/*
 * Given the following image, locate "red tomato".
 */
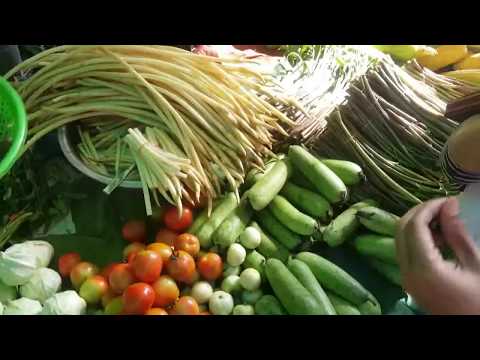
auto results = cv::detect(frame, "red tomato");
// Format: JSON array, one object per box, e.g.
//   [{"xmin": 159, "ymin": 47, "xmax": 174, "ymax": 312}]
[
  {"xmin": 109, "ymin": 264, "xmax": 136, "ymax": 295},
  {"xmin": 58, "ymin": 252, "xmax": 81, "ymax": 278},
  {"xmin": 145, "ymin": 308, "xmax": 168, "ymax": 315},
  {"xmin": 132, "ymin": 250, "xmax": 163, "ymax": 283},
  {"xmin": 166, "ymin": 250, "xmax": 196, "ymax": 283},
  {"xmin": 155, "ymin": 228, "xmax": 178, "ymax": 246},
  {"xmin": 172, "ymin": 296, "xmax": 200, "ymax": 315},
  {"xmin": 174, "ymin": 233, "xmax": 200, "ymax": 258},
  {"xmin": 122, "ymin": 283, "xmax": 155, "ymax": 315},
  {"xmin": 122, "ymin": 220, "xmax": 147, "ymax": 243},
  {"xmin": 70, "ymin": 262, "xmax": 99, "ymax": 289},
  {"xmin": 147, "ymin": 243, "xmax": 173, "ymax": 265},
  {"xmin": 197, "ymin": 253, "xmax": 223, "ymax": 281},
  {"xmin": 122, "ymin": 242, "xmax": 146, "ymax": 261},
  {"xmin": 163, "ymin": 207, "xmax": 193, "ymax": 232},
  {"xmin": 152, "ymin": 275, "xmax": 180, "ymax": 308},
  {"xmin": 101, "ymin": 262, "xmax": 121, "ymax": 280}
]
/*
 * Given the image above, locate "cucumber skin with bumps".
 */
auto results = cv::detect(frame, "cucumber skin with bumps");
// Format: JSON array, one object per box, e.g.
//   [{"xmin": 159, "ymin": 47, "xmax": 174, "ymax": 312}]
[
  {"xmin": 268, "ymin": 195, "xmax": 317, "ymax": 236},
  {"xmin": 295, "ymin": 252, "xmax": 371, "ymax": 306},
  {"xmin": 265, "ymin": 258, "xmax": 325, "ymax": 315},
  {"xmin": 288, "ymin": 259, "xmax": 336, "ymax": 315},
  {"xmin": 323, "ymin": 200, "xmax": 378, "ymax": 247}
]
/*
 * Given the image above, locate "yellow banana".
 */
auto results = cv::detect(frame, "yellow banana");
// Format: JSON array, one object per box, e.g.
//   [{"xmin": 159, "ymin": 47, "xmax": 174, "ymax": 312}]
[
  {"xmin": 454, "ymin": 53, "xmax": 480, "ymax": 70},
  {"xmin": 417, "ymin": 45, "xmax": 468, "ymax": 71}
]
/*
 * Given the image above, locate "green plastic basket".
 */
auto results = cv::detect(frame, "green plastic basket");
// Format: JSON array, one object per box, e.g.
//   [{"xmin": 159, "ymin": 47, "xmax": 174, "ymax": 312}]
[{"xmin": 0, "ymin": 76, "xmax": 27, "ymax": 180}]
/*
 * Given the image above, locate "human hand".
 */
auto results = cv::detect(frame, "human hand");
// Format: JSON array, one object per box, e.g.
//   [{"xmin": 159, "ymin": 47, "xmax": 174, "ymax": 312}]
[{"xmin": 396, "ymin": 197, "xmax": 480, "ymax": 314}]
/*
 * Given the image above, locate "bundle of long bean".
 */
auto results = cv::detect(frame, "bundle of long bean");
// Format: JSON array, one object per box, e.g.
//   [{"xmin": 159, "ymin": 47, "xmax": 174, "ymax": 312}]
[
  {"xmin": 6, "ymin": 45, "xmax": 296, "ymax": 215},
  {"xmin": 272, "ymin": 45, "xmax": 383, "ymax": 147},
  {"xmin": 313, "ymin": 59, "xmax": 479, "ymax": 214}
]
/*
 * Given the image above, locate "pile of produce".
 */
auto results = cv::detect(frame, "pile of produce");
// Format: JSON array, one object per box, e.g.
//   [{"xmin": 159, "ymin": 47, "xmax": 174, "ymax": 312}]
[
  {"xmin": 0, "ymin": 240, "xmax": 86, "ymax": 315},
  {"xmin": 375, "ymin": 45, "xmax": 480, "ymax": 85},
  {"xmin": 9, "ymin": 44, "xmax": 479, "ymax": 315},
  {"xmin": 0, "ymin": 144, "xmax": 403, "ymax": 315},
  {"xmin": 5, "ymin": 45, "xmax": 297, "ymax": 216},
  {"xmin": 311, "ymin": 58, "xmax": 480, "ymax": 214}
]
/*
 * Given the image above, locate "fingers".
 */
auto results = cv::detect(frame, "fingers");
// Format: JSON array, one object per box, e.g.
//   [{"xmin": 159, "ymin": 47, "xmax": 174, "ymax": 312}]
[
  {"xmin": 398, "ymin": 198, "xmax": 449, "ymax": 273},
  {"xmin": 439, "ymin": 197, "xmax": 480, "ymax": 270},
  {"xmin": 396, "ymin": 203, "xmax": 422, "ymax": 270}
]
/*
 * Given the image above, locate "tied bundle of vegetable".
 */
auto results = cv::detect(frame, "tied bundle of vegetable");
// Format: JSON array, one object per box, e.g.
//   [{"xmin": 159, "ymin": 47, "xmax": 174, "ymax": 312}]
[
  {"xmin": 6, "ymin": 45, "xmax": 296, "ymax": 216},
  {"xmin": 271, "ymin": 45, "xmax": 383, "ymax": 147},
  {"xmin": 312, "ymin": 58, "xmax": 479, "ymax": 214}
]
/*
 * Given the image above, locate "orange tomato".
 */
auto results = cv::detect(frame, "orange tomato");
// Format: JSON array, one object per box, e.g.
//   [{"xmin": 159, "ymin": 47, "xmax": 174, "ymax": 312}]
[
  {"xmin": 109, "ymin": 264, "xmax": 136, "ymax": 295},
  {"xmin": 184, "ymin": 269, "xmax": 200, "ymax": 285},
  {"xmin": 166, "ymin": 250, "xmax": 196, "ymax": 283},
  {"xmin": 174, "ymin": 233, "xmax": 200, "ymax": 258},
  {"xmin": 172, "ymin": 296, "xmax": 200, "ymax": 315},
  {"xmin": 197, "ymin": 253, "xmax": 223, "ymax": 281},
  {"xmin": 145, "ymin": 308, "xmax": 168, "ymax": 315},
  {"xmin": 147, "ymin": 243, "xmax": 173, "ymax": 265},
  {"xmin": 152, "ymin": 275, "xmax": 180, "ymax": 308}
]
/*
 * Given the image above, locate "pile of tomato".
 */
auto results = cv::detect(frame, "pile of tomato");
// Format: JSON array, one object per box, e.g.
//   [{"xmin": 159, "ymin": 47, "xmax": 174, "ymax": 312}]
[{"xmin": 58, "ymin": 206, "xmax": 224, "ymax": 315}]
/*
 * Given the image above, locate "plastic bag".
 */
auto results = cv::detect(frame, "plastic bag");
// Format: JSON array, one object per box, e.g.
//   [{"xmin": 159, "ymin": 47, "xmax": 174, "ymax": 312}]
[
  {"xmin": 41, "ymin": 291, "xmax": 87, "ymax": 315},
  {"xmin": 0, "ymin": 279, "xmax": 17, "ymax": 303},
  {"xmin": 20, "ymin": 268, "xmax": 61, "ymax": 303},
  {"xmin": 0, "ymin": 241, "xmax": 54, "ymax": 286},
  {"xmin": 3, "ymin": 297, "xmax": 43, "ymax": 315}
]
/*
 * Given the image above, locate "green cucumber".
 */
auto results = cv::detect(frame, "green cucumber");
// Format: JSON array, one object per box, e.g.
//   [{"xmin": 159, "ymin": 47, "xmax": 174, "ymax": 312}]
[
  {"xmin": 356, "ymin": 206, "xmax": 400, "ymax": 237},
  {"xmin": 269, "ymin": 195, "xmax": 317, "ymax": 236},
  {"xmin": 326, "ymin": 291, "xmax": 361, "ymax": 315},
  {"xmin": 265, "ymin": 258, "xmax": 325, "ymax": 315},
  {"xmin": 243, "ymin": 250, "xmax": 266, "ymax": 280},
  {"xmin": 288, "ymin": 145, "xmax": 348, "ymax": 204},
  {"xmin": 354, "ymin": 234, "xmax": 397, "ymax": 264},
  {"xmin": 213, "ymin": 199, "xmax": 253, "ymax": 249},
  {"xmin": 248, "ymin": 159, "xmax": 292, "ymax": 211},
  {"xmin": 250, "ymin": 222, "xmax": 290, "ymax": 263},
  {"xmin": 321, "ymin": 159, "xmax": 366, "ymax": 186},
  {"xmin": 295, "ymin": 252, "xmax": 371, "ymax": 306},
  {"xmin": 255, "ymin": 295, "xmax": 286, "ymax": 315},
  {"xmin": 281, "ymin": 182, "xmax": 333, "ymax": 222},
  {"xmin": 257, "ymin": 208, "xmax": 302, "ymax": 250},
  {"xmin": 368, "ymin": 258, "xmax": 402, "ymax": 287},
  {"xmin": 323, "ymin": 200, "xmax": 377, "ymax": 247},
  {"xmin": 196, "ymin": 193, "xmax": 238, "ymax": 248},
  {"xmin": 358, "ymin": 295, "xmax": 382, "ymax": 315},
  {"xmin": 188, "ymin": 199, "xmax": 220, "ymax": 234},
  {"xmin": 291, "ymin": 172, "xmax": 318, "ymax": 193},
  {"xmin": 244, "ymin": 155, "xmax": 285, "ymax": 189},
  {"xmin": 287, "ymin": 258, "xmax": 336, "ymax": 315}
]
